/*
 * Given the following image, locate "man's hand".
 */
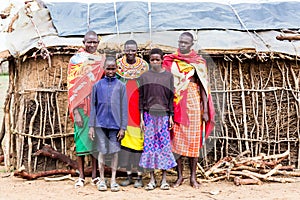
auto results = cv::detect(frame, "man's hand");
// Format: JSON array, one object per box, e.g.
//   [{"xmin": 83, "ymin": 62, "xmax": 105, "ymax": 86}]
[
  {"xmin": 117, "ymin": 129, "xmax": 125, "ymax": 141},
  {"xmin": 89, "ymin": 127, "xmax": 95, "ymax": 141},
  {"xmin": 202, "ymin": 112, "xmax": 209, "ymax": 122},
  {"xmin": 74, "ymin": 109, "xmax": 83, "ymax": 127}
]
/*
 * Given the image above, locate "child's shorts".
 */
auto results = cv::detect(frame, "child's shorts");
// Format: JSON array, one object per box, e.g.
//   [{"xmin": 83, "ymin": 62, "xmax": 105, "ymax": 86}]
[{"xmin": 93, "ymin": 127, "xmax": 121, "ymax": 155}]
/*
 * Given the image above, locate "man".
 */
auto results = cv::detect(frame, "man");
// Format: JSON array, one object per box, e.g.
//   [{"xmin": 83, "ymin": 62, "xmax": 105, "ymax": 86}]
[
  {"xmin": 67, "ymin": 30, "xmax": 105, "ymax": 188},
  {"xmin": 163, "ymin": 32, "xmax": 215, "ymax": 189},
  {"xmin": 116, "ymin": 40, "xmax": 149, "ymax": 188}
]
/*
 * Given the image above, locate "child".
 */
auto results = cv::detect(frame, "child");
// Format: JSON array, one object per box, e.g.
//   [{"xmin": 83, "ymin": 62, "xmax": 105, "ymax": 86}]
[
  {"xmin": 89, "ymin": 57, "xmax": 128, "ymax": 192},
  {"xmin": 138, "ymin": 48, "xmax": 177, "ymax": 190}
]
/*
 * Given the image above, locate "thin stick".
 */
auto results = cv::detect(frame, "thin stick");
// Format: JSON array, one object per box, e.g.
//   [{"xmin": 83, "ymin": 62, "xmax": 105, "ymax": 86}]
[
  {"xmin": 28, "ymin": 92, "xmax": 39, "ymax": 173},
  {"xmin": 238, "ymin": 62, "xmax": 249, "ymax": 151}
]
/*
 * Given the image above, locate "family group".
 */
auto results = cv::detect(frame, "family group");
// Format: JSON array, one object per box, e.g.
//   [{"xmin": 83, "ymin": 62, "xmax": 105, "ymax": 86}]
[{"xmin": 67, "ymin": 31, "xmax": 214, "ymax": 192}]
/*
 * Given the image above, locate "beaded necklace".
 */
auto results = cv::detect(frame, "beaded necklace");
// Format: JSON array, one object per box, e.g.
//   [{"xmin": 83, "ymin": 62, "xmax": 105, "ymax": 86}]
[{"xmin": 116, "ymin": 56, "xmax": 148, "ymax": 79}]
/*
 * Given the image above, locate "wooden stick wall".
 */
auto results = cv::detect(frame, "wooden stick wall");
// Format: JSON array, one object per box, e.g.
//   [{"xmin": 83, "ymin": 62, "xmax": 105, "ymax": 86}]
[{"xmin": 1, "ymin": 52, "xmax": 300, "ymax": 171}]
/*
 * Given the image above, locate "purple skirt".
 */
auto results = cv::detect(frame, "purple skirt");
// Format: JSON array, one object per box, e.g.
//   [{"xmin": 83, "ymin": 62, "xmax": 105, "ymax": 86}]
[{"xmin": 139, "ymin": 112, "xmax": 177, "ymax": 170}]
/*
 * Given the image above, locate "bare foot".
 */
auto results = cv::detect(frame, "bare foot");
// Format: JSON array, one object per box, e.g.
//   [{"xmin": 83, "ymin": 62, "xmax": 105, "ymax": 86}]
[
  {"xmin": 173, "ymin": 177, "xmax": 184, "ymax": 188},
  {"xmin": 190, "ymin": 179, "xmax": 200, "ymax": 189}
]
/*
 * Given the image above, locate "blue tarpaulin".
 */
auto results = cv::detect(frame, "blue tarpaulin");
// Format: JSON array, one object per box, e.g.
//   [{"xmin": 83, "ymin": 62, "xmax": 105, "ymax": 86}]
[{"xmin": 45, "ymin": 1, "xmax": 300, "ymax": 36}]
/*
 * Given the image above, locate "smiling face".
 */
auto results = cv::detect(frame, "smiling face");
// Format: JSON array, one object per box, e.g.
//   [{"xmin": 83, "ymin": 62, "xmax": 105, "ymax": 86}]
[
  {"xmin": 83, "ymin": 33, "xmax": 99, "ymax": 54},
  {"xmin": 178, "ymin": 34, "xmax": 194, "ymax": 54},
  {"xmin": 124, "ymin": 44, "xmax": 137, "ymax": 63},
  {"xmin": 104, "ymin": 59, "xmax": 117, "ymax": 78}
]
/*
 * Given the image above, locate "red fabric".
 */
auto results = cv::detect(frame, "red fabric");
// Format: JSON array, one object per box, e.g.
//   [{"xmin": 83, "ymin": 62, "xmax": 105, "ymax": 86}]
[
  {"xmin": 67, "ymin": 49, "xmax": 105, "ymax": 121},
  {"xmin": 126, "ymin": 79, "xmax": 140, "ymax": 127},
  {"xmin": 163, "ymin": 49, "xmax": 205, "ymax": 125}
]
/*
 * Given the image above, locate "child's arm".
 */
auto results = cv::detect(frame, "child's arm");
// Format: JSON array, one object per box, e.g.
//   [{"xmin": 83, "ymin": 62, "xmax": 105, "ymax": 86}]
[
  {"xmin": 140, "ymin": 112, "xmax": 145, "ymax": 132},
  {"xmin": 119, "ymin": 84, "xmax": 128, "ymax": 141},
  {"xmin": 169, "ymin": 74, "xmax": 174, "ymax": 130},
  {"xmin": 168, "ymin": 115, "xmax": 174, "ymax": 130},
  {"xmin": 138, "ymin": 76, "xmax": 145, "ymax": 132}
]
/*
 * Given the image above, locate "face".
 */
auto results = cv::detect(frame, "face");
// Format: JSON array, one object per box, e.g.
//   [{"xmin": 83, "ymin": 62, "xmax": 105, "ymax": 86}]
[
  {"xmin": 104, "ymin": 60, "xmax": 117, "ymax": 78},
  {"xmin": 178, "ymin": 34, "xmax": 193, "ymax": 54},
  {"xmin": 149, "ymin": 54, "xmax": 162, "ymax": 69},
  {"xmin": 83, "ymin": 34, "xmax": 99, "ymax": 54},
  {"xmin": 124, "ymin": 44, "xmax": 137, "ymax": 62}
]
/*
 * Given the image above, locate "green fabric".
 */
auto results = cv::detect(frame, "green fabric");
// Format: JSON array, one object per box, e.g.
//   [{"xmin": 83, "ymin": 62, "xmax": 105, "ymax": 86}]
[{"xmin": 74, "ymin": 108, "xmax": 92, "ymax": 156}]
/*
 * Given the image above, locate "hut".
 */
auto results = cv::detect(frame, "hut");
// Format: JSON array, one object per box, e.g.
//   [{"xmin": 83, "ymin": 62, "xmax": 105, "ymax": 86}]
[{"xmin": 1, "ymin": 0, "xmax": 300, "ymax": 173}]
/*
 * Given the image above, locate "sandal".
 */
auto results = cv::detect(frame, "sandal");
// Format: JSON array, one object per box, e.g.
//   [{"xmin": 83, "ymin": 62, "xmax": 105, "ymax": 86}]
[
  {"xmin": 91, "ymin": 177, "xmax": 101, "ymax": 186},
  {"xmin": 120, "ymin": 177, "xmax": 134, "ymax": 186},
  {"xmin": 134, "ymin": 179, "xmax": 144, "ymax": 188},
  {"xmin": 97, "ymin": 180, "xmax": 107, "ymax": 191},
  {"xmin": 160, "ymin": 181, "xmax": 170, "ymax": 190},
  {"xmin": 145, "ymin": 182, "xmax": 156, "ymax": 191},
  {"xmin": 74, "ymin": 178, "xmax": 85, "ymax": 188},
  {"xmin": 110, "ymin": 182, "xmax": 120, "ymax": 192}
]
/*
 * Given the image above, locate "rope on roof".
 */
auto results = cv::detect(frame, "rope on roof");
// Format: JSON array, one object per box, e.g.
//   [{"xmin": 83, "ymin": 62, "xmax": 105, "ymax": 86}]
[
  {"xmin": 87, "ymin": 3, "xmax": 90, "ymax": 31},
  {"xmin": 148, "ymin": 1, "xmax": 152, "ymax": 48},
  {"xmin": 113, "ymin": 1, "xmax": 120, "ymax": 45},
  {"xmin": 228, "ymin": 3, "xmax": 259, "ymax": 53}
]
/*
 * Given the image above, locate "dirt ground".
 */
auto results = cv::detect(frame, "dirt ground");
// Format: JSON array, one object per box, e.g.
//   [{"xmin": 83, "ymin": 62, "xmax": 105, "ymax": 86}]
[
  {"xmin": 0, "ymin": 165, "xmax": 299, "ymax": 200},
  {"xmin": 1, "ymin": 76, "xmax": 300, "ymax": 200}
]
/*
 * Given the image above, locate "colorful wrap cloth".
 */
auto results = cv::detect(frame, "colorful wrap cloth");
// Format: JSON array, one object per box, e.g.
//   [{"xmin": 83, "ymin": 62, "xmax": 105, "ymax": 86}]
[
  {"xmin": 116, "ymin": 56, "xmax": 149, "ymax": 151},
  {"xmin": 67, "ymin": 48, "xmax": 105, "ymax": 121},
  {"xmin": 163, "ymin": 49, "xmax": 215, "ymax": 153}
]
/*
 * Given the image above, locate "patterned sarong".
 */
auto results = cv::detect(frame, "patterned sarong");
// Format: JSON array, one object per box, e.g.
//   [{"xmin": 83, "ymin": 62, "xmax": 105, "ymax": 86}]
[
  {"xmin": 139, "ymin": 112, "xmax": 177, "ymax": 170},
  {"xmin": 171, "ymin": 82, "xmax": 202, "ymax": 157}
]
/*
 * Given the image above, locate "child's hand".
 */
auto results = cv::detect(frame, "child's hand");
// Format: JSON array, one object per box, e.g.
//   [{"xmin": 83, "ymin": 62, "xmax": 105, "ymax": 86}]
[
  {"xmin": 117, "ymin": 129, "xmax": 125, "ymax": 141},
  {"xmin": 89, "ymin": 127, "xmax": 95, "ymax": 141},
  {"xmin": 140, "ymin": 120, "xmax": 145, "ymax": 132},
  {"xmin": 168, "ymin": 116, "xmax": 174, "ymax": 130}
]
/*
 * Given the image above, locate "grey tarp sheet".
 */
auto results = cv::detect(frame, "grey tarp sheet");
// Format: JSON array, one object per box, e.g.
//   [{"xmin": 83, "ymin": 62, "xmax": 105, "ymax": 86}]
[
  {"xmin": 45, "ymin": 1, "xmax": 300, "ymax": 36},
  {"xmin": 5, "ymin": 3, "xmax": 300, "ymax": 57}
]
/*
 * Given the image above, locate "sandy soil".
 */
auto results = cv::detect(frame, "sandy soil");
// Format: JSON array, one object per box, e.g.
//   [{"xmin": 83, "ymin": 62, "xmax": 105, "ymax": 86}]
[{"xmin": 0, "ymin": 165, "xmax": 300, "ymax": 200}]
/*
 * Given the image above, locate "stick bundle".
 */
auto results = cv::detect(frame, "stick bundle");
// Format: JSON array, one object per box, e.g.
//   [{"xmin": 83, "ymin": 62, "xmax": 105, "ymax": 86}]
[{"xmin": 198, "ymin": 150, "xmax": 299, "ymax": 185}]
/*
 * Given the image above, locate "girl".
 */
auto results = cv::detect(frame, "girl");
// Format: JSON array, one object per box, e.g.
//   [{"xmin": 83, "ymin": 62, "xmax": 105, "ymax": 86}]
[{"xmin": 138, "ymin": 48, "xmax": 177, "ymax": 190}]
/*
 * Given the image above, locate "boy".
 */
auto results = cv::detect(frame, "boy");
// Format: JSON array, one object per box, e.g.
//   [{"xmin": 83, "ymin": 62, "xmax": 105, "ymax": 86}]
[{"xmin": 89, "ymin": 57, "xmax": 128, "ymax": 192}]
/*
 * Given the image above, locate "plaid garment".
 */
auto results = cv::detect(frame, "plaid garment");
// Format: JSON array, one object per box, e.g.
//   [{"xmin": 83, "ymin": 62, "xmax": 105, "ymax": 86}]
[{"xmin": 171, "ymin": 82, "xmax": 202, "ymax": 157}]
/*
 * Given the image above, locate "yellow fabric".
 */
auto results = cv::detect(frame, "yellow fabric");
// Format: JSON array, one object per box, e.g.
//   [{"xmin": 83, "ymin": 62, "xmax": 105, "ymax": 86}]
[
  {"xmin": 175, "ymin": 59, "xmax": 194, "ymax": 73},
  {"xmin": 121, "ymin": 126, "xmax": 144, "ymax": 151}
]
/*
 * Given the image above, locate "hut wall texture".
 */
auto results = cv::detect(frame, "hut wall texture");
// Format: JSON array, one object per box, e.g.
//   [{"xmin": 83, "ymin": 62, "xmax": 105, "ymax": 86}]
[
  {"xmin": 8, "ymin": 54, "xmax": 74, "ymax": 172},
  {"xmin": 3, "ymin": 52, "xmax": 300, "ymax": 171},
  {"xmin": 206, "ymin": 57, "xmax": 300, "ymax": 169}
]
